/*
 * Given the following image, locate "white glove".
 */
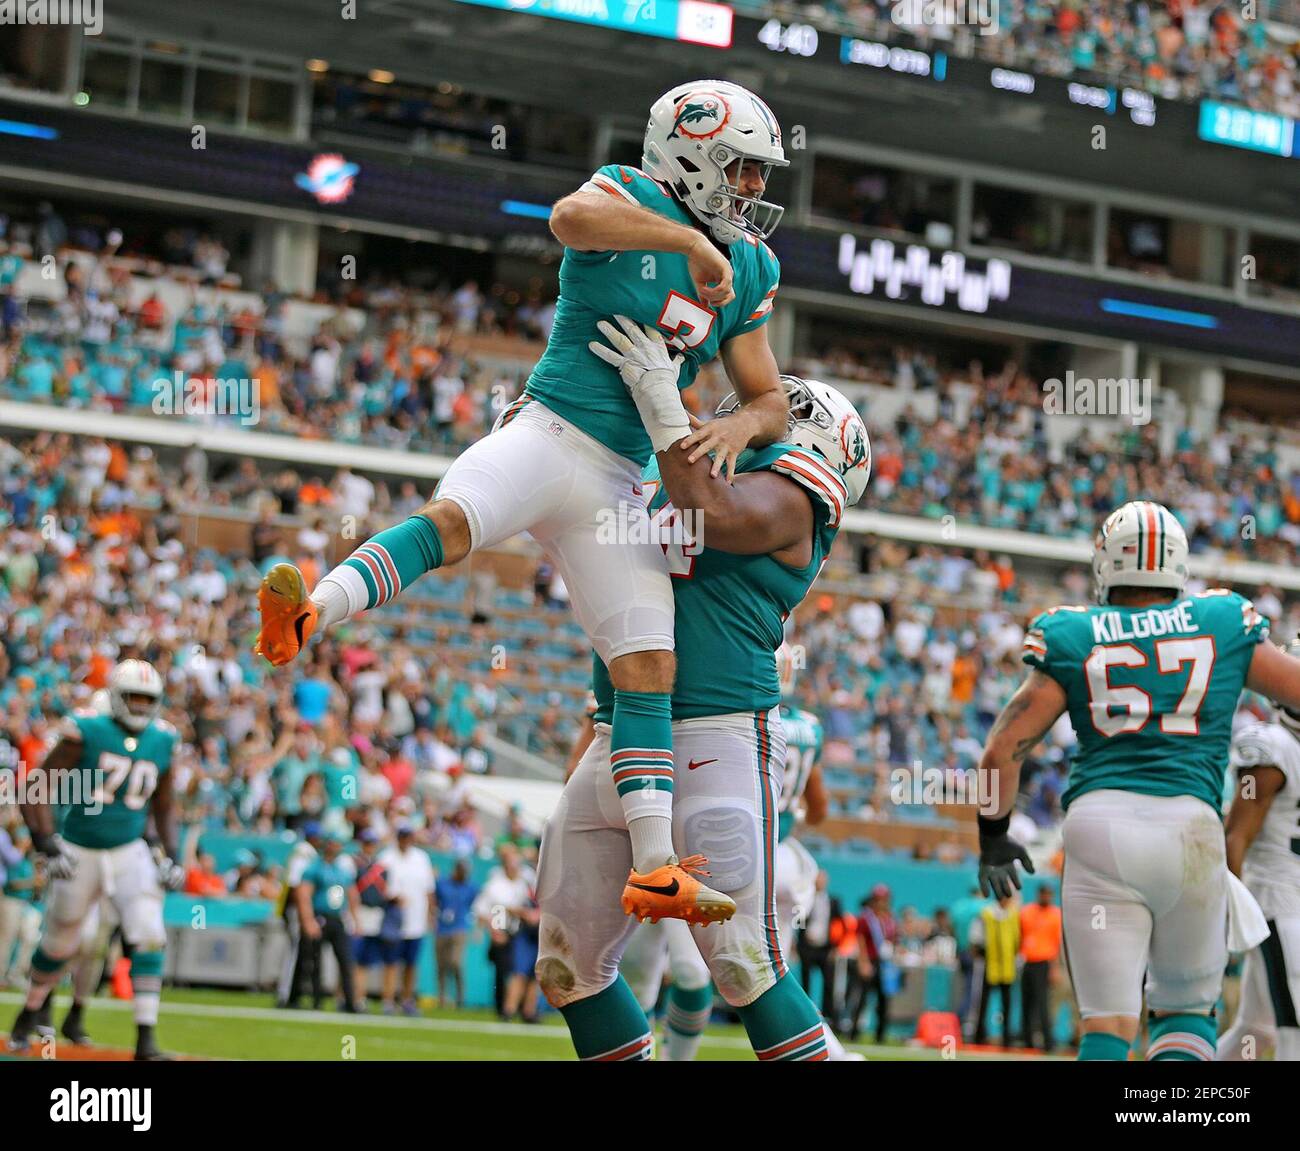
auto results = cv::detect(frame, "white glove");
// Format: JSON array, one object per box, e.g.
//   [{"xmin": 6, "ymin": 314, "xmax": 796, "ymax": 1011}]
[
  {"xmin": 152, "ymin": 847, "xmax": 186, "ymax": 892},
  {"xmin": 37, "ymin": 834, "xmax": 77, "ymax": 881},
  {"xmin": 589, "ymin": 315, "xmax": 691, "ymax": 454}
]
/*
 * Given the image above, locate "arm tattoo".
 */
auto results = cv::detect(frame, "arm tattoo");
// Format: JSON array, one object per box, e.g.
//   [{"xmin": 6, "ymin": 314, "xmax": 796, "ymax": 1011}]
[{"xmin": 987, "ymin": 688, "xmax": 1033, "ymax": 741}]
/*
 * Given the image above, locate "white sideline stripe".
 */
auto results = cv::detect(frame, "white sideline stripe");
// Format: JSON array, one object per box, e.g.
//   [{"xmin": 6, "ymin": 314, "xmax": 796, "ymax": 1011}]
[{"xmin": 0, "ymin": 993, "xmax": 1059, "ymax": 1059}]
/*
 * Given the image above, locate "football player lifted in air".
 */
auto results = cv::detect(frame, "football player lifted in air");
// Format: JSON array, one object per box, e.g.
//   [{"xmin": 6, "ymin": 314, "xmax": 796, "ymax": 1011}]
[{"xmin": 256, "ymin": 80, "xmax": 792, "ymax": 925}]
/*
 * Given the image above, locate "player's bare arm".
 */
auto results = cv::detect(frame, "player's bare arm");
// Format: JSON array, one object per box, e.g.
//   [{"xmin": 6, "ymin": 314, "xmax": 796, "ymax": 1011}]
[
  {"xmin": 680, "ymin": 326, "xmax": 789, "ymax": 480},
  {"xmin": 1246, "ymin": 640, "xmax": 1300, "ymax": 711},
  {"xmin": 978, "ymin": 669, "xmax": 1068, "ymax": 817},
  {"xmin": 1225, "ymin": 762, "xmax": 1285, "ymax": 876},
  {"xmin": 656, "ymin": 424, "xmax": 811, "ymax": 557},
  {"xmin": 150, "ymin": 768, "xmax": 179, "ymax": 863},
  {"xmin": 974, "ymin": 669, "xmax": 1066, "ymax": 898},
  {"xmin": 20, "ymin": 733, "xmax": 82, "ymax": 844},
  {"xmin": 298, "ymin": 881, "xmax": 320, "ymax": 938},
  {"xmin": 549, "ymin": 191, "xmax": 734, "ymax": 307}
]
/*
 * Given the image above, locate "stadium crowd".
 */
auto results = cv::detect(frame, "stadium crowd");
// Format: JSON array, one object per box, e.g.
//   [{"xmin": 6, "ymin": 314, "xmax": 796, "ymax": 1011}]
[
  {"xmin": 755, "ymin": 0, "xmax": 1300, "ymax": 115},
  {"xmin": 4, "ymin": 229, "xmax": 1298, "ymax": 569},
  {"xmin": 2, "ymin": 208, "xmax": 1297, "ymax": 1029}
]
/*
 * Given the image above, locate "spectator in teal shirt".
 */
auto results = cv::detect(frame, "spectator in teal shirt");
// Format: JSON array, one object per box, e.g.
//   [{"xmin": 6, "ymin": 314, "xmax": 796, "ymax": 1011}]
[{"xmin": 273, "ymin": 724, "xmax": 321, "ymax": 825}]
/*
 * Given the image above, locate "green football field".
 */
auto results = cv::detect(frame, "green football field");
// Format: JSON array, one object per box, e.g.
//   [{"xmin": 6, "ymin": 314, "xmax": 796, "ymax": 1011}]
[{"xmin": 0, "ymin": 989, "xmax": 1058, "ymax": 1061}]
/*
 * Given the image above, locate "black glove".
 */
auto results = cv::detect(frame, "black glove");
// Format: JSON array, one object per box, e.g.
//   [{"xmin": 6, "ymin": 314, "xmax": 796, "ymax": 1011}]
[{"xmin": 977, "ymin": 814, "xmax": 1034, "ymax": 900}]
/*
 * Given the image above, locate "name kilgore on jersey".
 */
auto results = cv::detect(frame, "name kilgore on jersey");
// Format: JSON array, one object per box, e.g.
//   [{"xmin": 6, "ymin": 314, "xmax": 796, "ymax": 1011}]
[{"xmin": 1230, "ymin": 719, "xmax": 1300, "ymax": 916}]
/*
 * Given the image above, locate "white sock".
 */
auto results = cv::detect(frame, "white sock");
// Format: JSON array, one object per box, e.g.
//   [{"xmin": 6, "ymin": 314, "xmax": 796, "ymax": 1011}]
[
  {"xmin": 73, "ymin": 954, "xmax": 101, "ymax": 1002},
  {"xmin": 824, "ymin": 1022, "xmax": 863, "ymax": 1060},
  {"xmin": 664, "ymin": 1024, "xmax": 706, "ymax": 1062},
  {"xmin": 310, "ymin": 567, "xmax": 367, "ymax": 630},
  {"xmin": 133, "ymin": 991, "xmax": 161, "ymax": 1027},
  {"xmin": 627, "ymin": 812, "xmax": 676, "ymax": 874}
]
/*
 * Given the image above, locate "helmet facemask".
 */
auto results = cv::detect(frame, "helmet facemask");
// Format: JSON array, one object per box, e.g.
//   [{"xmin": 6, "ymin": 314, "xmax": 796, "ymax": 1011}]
[{"xmin": 709, "ymin": 149, "xmax": 785, "ymax": 242}]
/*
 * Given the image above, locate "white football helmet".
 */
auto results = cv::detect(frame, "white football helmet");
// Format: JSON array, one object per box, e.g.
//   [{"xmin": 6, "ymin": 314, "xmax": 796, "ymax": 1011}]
[
  {"xmin": 718, "ymin": 376, "xmax": 871, "ymax": 507},
  {"xmin": 1092, "ymin": 500, "xmax": 1190, "ymax": 604},
  {"xmin": 642, "ymin": 79, "xmax": 788, "ymax": 245},
  {"xmin": 107, "ymin": 659, "xmax": 164, "ymax": 732}
]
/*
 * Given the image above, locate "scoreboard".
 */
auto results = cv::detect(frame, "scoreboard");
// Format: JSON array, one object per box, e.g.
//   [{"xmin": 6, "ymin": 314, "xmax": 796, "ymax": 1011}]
[{"xmin": 452, "ymin": 0, "xmax": 733, "ymax": 47}]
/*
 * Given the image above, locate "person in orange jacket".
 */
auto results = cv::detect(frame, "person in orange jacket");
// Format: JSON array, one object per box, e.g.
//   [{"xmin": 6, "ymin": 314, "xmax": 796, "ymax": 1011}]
[{"xmin": 1019, "ymin": 883, "xmax": 1063, "ymax": 1051}]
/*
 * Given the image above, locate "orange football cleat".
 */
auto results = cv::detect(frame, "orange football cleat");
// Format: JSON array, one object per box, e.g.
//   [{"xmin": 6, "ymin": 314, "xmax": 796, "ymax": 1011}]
[
  {"xmin": 621, "ymin": 854, "xmax": 736, "ymax": 926},
  {"xmin": 255, "ymin": 563, "xmax": 318, "ymax": 667}
]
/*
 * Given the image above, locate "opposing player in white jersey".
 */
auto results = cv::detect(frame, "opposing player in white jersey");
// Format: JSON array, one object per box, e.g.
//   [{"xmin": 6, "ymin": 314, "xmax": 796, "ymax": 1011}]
[
  {"xmin": 1218, "ymin": 635, "xmax": 1300, "ymax": 1062},
  {"xmin": 256, "ymin": 80, "xmax": 793, "ymax": 925}
]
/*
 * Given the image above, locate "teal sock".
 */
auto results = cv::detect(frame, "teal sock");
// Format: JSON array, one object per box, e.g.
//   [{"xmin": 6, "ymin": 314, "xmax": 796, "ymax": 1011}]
[
  {"xmin": 664, "ymin": 982, "xmax": 712, "ymax": 1061},
  {"xmin": 736, "ymin": 973, "xmax": 828, "ymax": 1061},
  {"xmin": 316, "ymin": 515, "xmax": 444, "ymax": 623},
  {"xmin": 1147, "ymin": 1013, "xmax": 1217, "ymax": 1061},
  {"xmin": 560, "ymin": 977, "xmax": 654, "ymax": 1061},
  {"xmin": 611, "ymin": 690, "xmax": 675, "ymax": 871},
  {"xmin": 1078, "ymin": 1031, "xmax": 1131, "ymax": 1061}
]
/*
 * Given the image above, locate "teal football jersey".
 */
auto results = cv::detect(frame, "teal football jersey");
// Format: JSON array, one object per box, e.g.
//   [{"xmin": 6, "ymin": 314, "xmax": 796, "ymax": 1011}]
[
  {"xmin": 59, "ymin": 713, "xmax": 176, "ymax": 849},
  {"xmin": 1022, "ymin": 589, "xmax": 1269, "ymax": 813},
  {"xmin": 778, "ymin": 704, "xmax": 823, "ymax": 841},
  {"xmin": 524, "ymin": 164, "xmax": 781, "ymax": 465},
  {"xmin": 593, "ymin": 442, "xmax": 846, "ymax": 722}
]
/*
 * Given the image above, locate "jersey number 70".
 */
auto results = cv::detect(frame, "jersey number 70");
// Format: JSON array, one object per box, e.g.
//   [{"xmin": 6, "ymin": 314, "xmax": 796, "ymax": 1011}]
[{"xmin": 1085, "ymin": 637, "xmax": 1215, "ymax": 738}]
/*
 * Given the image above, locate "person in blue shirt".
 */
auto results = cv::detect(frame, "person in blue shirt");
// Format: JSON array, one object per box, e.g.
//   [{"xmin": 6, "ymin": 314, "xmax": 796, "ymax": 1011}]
[
  {"xmin": 433, "ymin": 857, "xmax": 479, "ymax": 1010},
  {"xmin": 292, "ymin": 656, "xmax": 336, "ymax": 725}
]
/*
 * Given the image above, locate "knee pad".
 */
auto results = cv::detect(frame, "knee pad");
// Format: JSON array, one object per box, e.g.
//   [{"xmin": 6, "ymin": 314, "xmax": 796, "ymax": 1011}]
[
  {"xmin": 679, "ymin": 803, "xmax": 758, "ymax": 895},
  {"xmin": 663, "ymin": 919, "xmax": 710, "ymax": 993},
  {"xmin": 1146, "ymin": 968, "xmax": 1223, "ymax": 1016},
  {"xmin": 40, "ymin": 919, "xmax": 84, "ymax": 962},
  {"xmin": 535, "ymin": 913, "xmax": 619, "ymax": 1010},
  {"xmin": 121, "ymin": 897, "xmax": 166, "ymax": 953}
]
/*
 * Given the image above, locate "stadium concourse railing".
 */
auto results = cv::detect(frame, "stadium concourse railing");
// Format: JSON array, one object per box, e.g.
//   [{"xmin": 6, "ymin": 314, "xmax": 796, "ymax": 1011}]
[{"xmin": 4, "ymin": 397, "xmax": 1298, "ymax": 594}]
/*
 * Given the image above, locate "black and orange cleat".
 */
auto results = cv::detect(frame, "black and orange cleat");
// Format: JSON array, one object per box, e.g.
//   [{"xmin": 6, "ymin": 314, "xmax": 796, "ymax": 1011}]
[
  {"xmin": 622, "ymin": 854, "xmax": 736, "ymax": 926},
  {"xmin": 255, "ymin": 563, "xmax": 318, "ymax": 667}
]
